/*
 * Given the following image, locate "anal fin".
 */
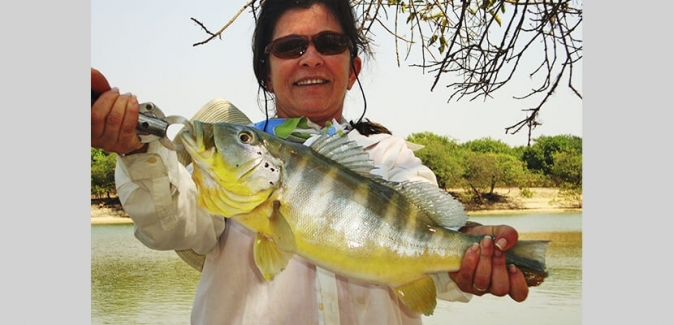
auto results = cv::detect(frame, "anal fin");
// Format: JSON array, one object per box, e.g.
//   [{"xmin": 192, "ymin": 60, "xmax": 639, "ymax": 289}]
[
  {"xmin": 253, "ymin": 233, "xmax": 294, "ymax": 281},
  {"xmin": 393, "ymin": 275, "xmax": 437, "ymax": 316}
]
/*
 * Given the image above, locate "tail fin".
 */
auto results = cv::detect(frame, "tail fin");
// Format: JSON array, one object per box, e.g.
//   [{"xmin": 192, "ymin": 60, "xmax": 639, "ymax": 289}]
[{"xmin": 504, "ymin": 240, "xmax": 550, "ymax": 287}]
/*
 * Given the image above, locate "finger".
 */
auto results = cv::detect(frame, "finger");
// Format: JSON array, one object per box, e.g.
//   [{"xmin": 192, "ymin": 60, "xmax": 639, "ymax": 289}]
[
  {"xmin": 91, "ymin": 68, "xmax": 111, "ymax": 94},
  {"xmin": 493, "ymin": 225, "xmax": 518, "ymax": 251},
  {"xmin": 116, "ymin": 94, "xmax": 142, "ymax": 150},
  {"xmin": 103, "ymin": 94, "xmax": 132, "ymax": 151},
  {"xmin": 472, "ymin": 236, "xmax": 493, "ymax": 294},
  {"xmin": 91, "ymin": 88, "xmax": 120, "ymax": 146},
  {"xmin": 93, "ymin": 92, "xmax": 134, "ymax": 154},
  {"xmin": 488, "ymin": 248, "xmax": 510, "ymax": 297},
  {"xmin": 507, "ymin": 264, "xmax": 529, "ymax": 302},
  {"xmin": 448, "ymin": 243, "xmax": 480, "ymax": 294},
  {"xmin": 459, "ymin": 224, "xmax": 488, "ymax": 236}
]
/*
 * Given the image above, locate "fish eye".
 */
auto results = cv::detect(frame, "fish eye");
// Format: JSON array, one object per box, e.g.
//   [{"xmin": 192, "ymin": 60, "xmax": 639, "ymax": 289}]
[{"xmin": 238, "ymin": 131, "xmax": 253, "ymax": 144}]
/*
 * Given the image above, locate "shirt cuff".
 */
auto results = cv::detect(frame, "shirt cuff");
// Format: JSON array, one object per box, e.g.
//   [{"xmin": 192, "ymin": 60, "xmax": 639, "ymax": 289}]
[{"xmin": 431, "ymin": 272, "xmax": 473, "ymax": 303}]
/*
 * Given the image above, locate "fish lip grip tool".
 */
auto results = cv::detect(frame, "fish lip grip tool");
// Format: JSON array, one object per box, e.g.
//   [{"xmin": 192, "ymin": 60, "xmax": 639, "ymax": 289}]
[
  {"xmin": 136, "ymin": 102, "xmax": 192, "ymax": 151},
  {"xmin": 91, "ymin": 68, "xmax": 191, "ymax": 151}
]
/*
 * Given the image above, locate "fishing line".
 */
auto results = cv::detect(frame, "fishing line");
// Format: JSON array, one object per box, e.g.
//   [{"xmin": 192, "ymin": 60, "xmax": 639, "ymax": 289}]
[
  {"xmin": 263, "ymin": 91, "xmax": 270, "ymax": 132},
  {"xmin": 351, "ymin": 61, "xmax": 367, "ymax": 126}
]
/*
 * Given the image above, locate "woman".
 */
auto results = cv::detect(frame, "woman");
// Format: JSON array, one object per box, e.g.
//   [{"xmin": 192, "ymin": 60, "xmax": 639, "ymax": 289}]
[{"xmin": 91, "ymin": 0, "xmax": 528, "ymax": 324}]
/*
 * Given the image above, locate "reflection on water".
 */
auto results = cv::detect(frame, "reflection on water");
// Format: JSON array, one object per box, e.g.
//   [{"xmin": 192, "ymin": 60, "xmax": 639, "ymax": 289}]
[
  {"xmin": 91, "ymin": 225, "xmax": 201, "ymax": 325},
  {"xmin": 423, "ymin": 213, "xmax": 582, "ymax": 325},
  {"xmin": 92, "ymin": 213, "xmax": 581, "ymax": 325}
]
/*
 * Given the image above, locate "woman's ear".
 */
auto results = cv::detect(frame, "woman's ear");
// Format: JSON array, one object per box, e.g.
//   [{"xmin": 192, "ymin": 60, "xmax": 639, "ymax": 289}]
[{"xmin": 347, "ymin": 56, "xmax": 362, "ymax": 90}]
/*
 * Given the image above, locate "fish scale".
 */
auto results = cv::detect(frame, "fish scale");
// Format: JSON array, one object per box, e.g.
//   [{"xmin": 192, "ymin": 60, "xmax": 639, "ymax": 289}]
[{"xmin": 180, "ymin": 121, "xmax": 550, "ymax": 316}]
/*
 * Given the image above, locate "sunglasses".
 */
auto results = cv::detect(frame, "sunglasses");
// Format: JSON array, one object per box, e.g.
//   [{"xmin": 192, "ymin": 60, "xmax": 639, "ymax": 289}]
[{"xmin": 264, "ymin": 31, "xmax": 352, "ymax": 59}]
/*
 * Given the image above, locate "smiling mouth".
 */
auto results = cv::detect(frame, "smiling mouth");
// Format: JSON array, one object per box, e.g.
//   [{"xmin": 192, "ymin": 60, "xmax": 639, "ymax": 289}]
[{"xmin": 295, "ymin": 79, "xmax": 328, "ymax": 86}]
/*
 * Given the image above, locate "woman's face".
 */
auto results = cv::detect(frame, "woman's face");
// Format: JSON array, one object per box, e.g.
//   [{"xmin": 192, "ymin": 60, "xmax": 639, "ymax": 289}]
[{"xmin": 266, "ymin": 4, "xmax": 361, "ymax": 126}]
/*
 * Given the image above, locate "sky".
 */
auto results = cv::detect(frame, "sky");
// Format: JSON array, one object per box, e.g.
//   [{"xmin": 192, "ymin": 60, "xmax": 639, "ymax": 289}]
[
  {"xmin": 5, "ymin": 1, "xmax": 674, "ymax": 323},
  {"xmin": 91, "ymin": 0, "xmax": 582, "ymax": 147}
]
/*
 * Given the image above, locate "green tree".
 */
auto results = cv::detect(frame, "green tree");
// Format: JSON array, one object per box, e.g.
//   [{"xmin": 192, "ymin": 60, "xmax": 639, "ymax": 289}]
[
  {"xmin": 406, "ymin": 132, "xmax": 466, "ymax": 189},
  {"xmin": 521, "ymin": 134, "xmax": 582, "ymax": 176},
  {"xmin": 91, "ymin": 148, "xmax": 117, "ymax": 198},
  {"xmin": 462, "ymin": 152, "xmax": 527, "ymax": 200},
  {"xmin": 548, "ymin": 148, "xmax": 583, "ymax": 208},
  {"xmin": 550, "ymin": 149, "xmax": 582, "ymax": 188},
  {"xmin": 461, "ymin": 137, "xmax": 514, "ymax": 155}
]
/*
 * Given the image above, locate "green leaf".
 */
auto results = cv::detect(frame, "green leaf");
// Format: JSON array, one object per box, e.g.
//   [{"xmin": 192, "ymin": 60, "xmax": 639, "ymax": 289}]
[
  {"xmin": 490, "ymin": 10, "xmax": 502, "ymax": 26},
  {"xmin": 428, "ymin": 34, "xmax": 438, "ymax": 46}
]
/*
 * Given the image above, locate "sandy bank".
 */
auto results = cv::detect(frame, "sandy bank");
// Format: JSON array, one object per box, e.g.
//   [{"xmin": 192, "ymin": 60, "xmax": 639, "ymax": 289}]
[
  {"xmin": 90, "ymin": 203, "xmax": 133, "ymax": 224},
  {"xmin": 91, "ymin": 187, "xmax": 581, "ymax": 225},
  {"xmin": 452, "ymin": 187, "xmax": 582, "ymax": 215}
]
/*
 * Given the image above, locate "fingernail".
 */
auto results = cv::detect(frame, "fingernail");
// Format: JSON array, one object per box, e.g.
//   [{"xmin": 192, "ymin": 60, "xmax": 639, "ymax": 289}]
[
  {"xmin": 121, "ymin": 92, "xmax": 132, "ymax": 96},
  {"xmin": 481, "ymin": 236, "xmax": 492, "ymax": 248},
  {"xmin": 495, "ymin": 238, "xmax": 507, "ymax": 251},
  {"xmin": 469, "ymin": 242, "xmax": 479, "ymax": 252},
  {"xmin": 110, "ymin": 87, "xmax": 120, "ymax": 93},
  {"xmin": 508, "ymin": 264, "xmax": 518, "ymax": 274}
]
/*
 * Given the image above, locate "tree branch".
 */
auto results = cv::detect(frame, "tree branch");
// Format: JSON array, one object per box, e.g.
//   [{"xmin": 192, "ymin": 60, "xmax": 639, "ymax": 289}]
[
  {"xmin": 190, "ymin": 0, "xmax": 583, "ymax": 145},
  {"xmin": 192, "ymin": 0, "xmax": 258, "ymax": 47}
]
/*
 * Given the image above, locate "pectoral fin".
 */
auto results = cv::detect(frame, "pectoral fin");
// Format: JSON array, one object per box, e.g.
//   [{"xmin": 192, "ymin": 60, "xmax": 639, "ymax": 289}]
[
  {"xmin": 269, "ymin": 200, "xmax": 297, "ymax": 253},
  {"xmin": 253, "ymin": 233, "xmax": 294, "ymax": 281},
  {"xmin": 393, "ymin": 276, "xmax": 437, "ymax": 316},
  {"xmin": 252, "ymin": 200, "xmax": 297, "ymax": 281}
]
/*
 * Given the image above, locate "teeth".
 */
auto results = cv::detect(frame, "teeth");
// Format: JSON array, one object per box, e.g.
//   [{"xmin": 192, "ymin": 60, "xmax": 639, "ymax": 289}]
[{"xmin": 296, "ymin": 79, "xmax": 326, "ymax": 86}]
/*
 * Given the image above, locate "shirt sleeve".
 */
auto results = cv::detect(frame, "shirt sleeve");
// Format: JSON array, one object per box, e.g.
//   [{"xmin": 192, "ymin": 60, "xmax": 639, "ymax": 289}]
[
  {"xmin": 114, "ymin": 141, "xmax": 225, "ymax": 255},
  {"xmin": 348, "ymin": 131, "xmax": 473, "ymax": 303},
  {"xmin": 352, "ymin": 133, "xmax": 438, "ymax": 184}
]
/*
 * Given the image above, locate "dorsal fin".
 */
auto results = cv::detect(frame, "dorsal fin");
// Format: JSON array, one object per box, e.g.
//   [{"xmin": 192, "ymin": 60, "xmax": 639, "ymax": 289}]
[
  {"xmin": 309, "ymin": 133, "xmax": 467, "ymax": 229},
  {"xmin": 309, "ymin": 134, "xmax": 380, "ymax": 178},
  {"xmin": 387, "ymin": 180, "xmax": 468, "ymax": 229}
]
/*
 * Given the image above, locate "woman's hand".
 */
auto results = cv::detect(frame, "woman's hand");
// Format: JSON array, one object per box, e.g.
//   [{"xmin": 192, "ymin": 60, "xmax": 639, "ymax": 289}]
[
  {"xmin": 448, "ymin": 224, "xmax": 529, "ymax": 302},
  {"xmin": 91, "ymin": 68, "xmax": 146, "ymax": 155}
]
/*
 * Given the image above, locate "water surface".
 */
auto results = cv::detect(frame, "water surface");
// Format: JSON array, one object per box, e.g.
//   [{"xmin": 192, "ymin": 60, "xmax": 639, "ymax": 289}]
[{"xmin": 92, "ymin": 212, "xmax": 581, "ymax": 324}]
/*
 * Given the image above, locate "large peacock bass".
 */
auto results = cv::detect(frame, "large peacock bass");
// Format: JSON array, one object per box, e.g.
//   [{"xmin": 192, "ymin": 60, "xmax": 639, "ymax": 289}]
[{"xmin": 179, "ymin": 121, "xmax": 549, "ymax": 315}]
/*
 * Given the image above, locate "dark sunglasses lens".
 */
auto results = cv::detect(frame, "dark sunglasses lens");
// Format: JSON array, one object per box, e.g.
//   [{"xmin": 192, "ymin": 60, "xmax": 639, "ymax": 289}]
[
  {"xmin": 314, "ymin": 34, "xmax": 350, "ymax": 54},
  {"xmin": 271, "ymin": 37, "xmax": 308, "ymax": 58}
]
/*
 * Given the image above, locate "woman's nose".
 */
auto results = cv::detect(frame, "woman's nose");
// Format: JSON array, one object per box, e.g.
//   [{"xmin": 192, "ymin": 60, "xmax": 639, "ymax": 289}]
[{"xmin": 299, "ymin": 43, "xmax": 324, "ymax": 67}]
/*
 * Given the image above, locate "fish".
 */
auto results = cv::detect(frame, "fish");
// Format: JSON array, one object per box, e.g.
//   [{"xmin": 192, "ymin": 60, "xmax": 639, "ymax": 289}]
[{"xmin": 179, "ymin": 121, "xmax": 549, "ymax": 316}]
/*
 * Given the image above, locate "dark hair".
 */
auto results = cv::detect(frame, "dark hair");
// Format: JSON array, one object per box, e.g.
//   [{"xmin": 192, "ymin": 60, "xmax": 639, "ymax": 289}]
[
  {"xmin": 252, "ymin": 0, "xmax": 369, "ymax": 92},
  {"xmin": 252, "ymin": 0, "xmax": 389, "ymax": 136},
  {"xmin": 350, "ymin": 118, "xmax": 391, "ymax": 135}
]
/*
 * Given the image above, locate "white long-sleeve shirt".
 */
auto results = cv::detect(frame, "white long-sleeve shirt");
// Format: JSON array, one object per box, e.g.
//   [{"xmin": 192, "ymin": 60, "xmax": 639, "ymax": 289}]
[{"xmin": 115, "ymin": 127, "xmax": 471, "ymax": 325}]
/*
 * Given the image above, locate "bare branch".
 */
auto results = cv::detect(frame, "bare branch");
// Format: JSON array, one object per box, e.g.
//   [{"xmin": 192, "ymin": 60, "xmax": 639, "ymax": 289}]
[
  {"xmin": 190, "ymin": 18, "xmax": 217, "ymax": 37},
  {"xmin": 192, "ymin": 0, "xmax": 258, "ymax": 47},
  {"xmin": 394, "ymin": 0, "xmax": 582, "ymax": 143},
  {"xmin": 190, "ymin": 0, "xmax": 582, "ymax": 145}
]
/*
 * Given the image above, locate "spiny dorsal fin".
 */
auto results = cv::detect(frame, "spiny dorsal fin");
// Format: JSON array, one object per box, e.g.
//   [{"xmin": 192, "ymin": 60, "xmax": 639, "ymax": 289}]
[
  {"xmin": 309, "ymin": 133, "xmax": 381, "ymax": 178},
  {"xmin": 387, "ymin": 180, "xmax": 468, "ymax": 229},
  {"xmin": 310, "ymin": 133, "xmax": 467, "ymax": 228}
]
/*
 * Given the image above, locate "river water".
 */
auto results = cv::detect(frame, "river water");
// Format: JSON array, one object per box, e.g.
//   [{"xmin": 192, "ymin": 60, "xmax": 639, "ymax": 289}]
[{"xmin": 91, "ymin": 212, "xmax": 581, "ymax": 324}]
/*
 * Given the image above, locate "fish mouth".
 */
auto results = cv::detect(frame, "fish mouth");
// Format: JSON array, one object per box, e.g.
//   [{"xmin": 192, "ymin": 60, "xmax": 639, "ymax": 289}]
[
  {"xmin": 179, "ymin": 121, "xmax": 277, "ymax": 217},
  {"xmin": 179, "ymin": 121, "xmax": 264, "ymax": 182},
  {"xmin": 179, "ymin": 122, "xmax": 216, "ymax": 170}
]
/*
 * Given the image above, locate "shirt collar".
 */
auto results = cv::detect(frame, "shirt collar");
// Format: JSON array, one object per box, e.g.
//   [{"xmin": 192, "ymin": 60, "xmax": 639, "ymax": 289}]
[{"xmin": 251, "ymin": 117, "xmax": 352, "ymax": 142}]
